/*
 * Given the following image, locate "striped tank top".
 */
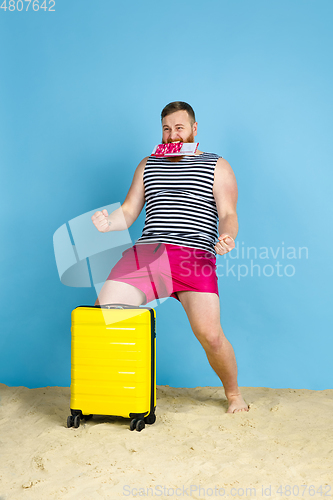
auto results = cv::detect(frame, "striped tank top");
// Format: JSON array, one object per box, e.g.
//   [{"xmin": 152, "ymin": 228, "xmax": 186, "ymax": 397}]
[{"xmin": 134, "ymin": 152, "xmax": 222, "ymax": 256}]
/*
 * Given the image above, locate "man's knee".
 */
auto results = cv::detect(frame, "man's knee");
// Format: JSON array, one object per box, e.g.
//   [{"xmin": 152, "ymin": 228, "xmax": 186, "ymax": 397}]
[{"xmin": 195, "ymin": 327, "xmax": 226, "ymax": 352}]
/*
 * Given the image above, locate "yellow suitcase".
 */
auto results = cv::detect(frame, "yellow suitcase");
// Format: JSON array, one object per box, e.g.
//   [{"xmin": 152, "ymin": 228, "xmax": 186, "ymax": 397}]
[{"xmin": 67, "ymin": 303, "xmax": 156, "ymax": 432}]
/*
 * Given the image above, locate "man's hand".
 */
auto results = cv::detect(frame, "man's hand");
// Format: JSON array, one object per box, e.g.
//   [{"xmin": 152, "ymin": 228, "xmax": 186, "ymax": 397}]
[
  {"xmin": 214, "ymin": 233, "xmax": 235, "ymax": 255},
  {"xmin": 91, "ymin": 209, "xmax": 111, "ymax": 233}
]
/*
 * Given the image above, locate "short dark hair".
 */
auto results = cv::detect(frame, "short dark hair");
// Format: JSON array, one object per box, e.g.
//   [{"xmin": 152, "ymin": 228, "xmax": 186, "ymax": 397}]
[{"xmin": 161, "ymin": 101, "xmax": 196, "ymax": 126}]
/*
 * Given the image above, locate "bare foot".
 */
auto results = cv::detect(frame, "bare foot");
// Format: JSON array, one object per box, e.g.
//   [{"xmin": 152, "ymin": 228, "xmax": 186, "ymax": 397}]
[{"xmin": 226, "ymin": 393, "xmax": 249, "ymax": 413}]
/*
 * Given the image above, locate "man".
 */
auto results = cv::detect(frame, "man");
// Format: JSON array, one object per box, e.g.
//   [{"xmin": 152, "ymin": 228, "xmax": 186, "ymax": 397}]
[{"xmin": 91, "ymin": 101, "xmax": 249, "ymax": 413}]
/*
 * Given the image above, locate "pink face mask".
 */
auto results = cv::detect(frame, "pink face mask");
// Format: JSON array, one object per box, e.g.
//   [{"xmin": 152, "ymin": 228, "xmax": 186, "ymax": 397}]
[{"xmin": 151, "ymin": 142, "xmax": 199, "ymax": 157}]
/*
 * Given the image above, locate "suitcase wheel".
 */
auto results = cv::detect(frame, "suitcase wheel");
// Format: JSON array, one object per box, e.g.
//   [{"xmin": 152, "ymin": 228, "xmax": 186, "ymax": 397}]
[
  {"xmin": 130, "ymin": 419, "xmax": 137, "ymax": 431},
  {"xmin": 67, "ymin": 414, "xmax": 80, "ymax": 428},
  {"xmin": 73, "ymin": 415, "xmax": 81, "ymax": 428},
  {"xmin": 136, "ymin": 419, "xmax": 145, "ymax": 432},
  {"xmin": 67, "ymin": 415, "xmax": 74, "ymax": 428},
  {"xmin": 130, "ymin": 418, "xmax": 146, "ymax": 432}
]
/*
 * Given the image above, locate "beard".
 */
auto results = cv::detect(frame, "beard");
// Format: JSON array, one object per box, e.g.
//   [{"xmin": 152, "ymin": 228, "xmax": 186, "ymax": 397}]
[{"xmin": 162, "ymin": 131, "xmax": 195, "ymax": 161}]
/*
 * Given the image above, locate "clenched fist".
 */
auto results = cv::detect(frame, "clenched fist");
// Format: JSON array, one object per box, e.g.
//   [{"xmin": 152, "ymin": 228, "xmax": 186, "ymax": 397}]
[
  {"xmin": 91, "ymin": 209, "xmax": 111, "ymax": 233},
  {"xmin": 214, "ymin": 233, "xmax": 235, "ymax": 255}
]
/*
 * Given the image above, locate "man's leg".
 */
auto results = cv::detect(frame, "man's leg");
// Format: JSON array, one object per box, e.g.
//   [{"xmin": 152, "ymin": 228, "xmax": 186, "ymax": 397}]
[
  {"xmin": 95, "ymin": 280, "xmax": 146, "ymax": 306},
  {"xmin": 177, "ymin": 290, "xmax": 249, "ymax": 413}
]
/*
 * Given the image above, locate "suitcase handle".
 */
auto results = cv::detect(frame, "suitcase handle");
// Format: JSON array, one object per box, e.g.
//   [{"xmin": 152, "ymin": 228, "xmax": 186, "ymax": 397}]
[
  {"xmin": 98, "ymin": 303, "xmax": 139, "ymax": 309},
  {"xmin": 75, "ymin": 304, "xmax": 151, "ymax": 310}
]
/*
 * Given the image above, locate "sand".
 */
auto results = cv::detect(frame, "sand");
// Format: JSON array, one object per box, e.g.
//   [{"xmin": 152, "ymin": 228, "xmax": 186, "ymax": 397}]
[{"xmin": 0, "ymin": 383, "xmax": 332, "ymax": 500}]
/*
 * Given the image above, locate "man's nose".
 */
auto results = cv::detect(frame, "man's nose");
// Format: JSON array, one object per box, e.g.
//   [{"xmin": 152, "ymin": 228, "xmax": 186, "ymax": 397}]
[{"xmin": 170, "ymin": 131, "xmax": 180, "ymax": 141}]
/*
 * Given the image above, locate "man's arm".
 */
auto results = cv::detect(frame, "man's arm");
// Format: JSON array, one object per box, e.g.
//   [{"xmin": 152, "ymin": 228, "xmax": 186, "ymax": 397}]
[
  {"xmin": 212, "ymin": 157, "xmax": 239, "ymax": 254},
  {"xmin": 113, "ymin": 156, "xmax": 148, "ymax": 228},
  {"xmin": 91, "ymin": 157, "xmax": 148, "ymax": 233}
]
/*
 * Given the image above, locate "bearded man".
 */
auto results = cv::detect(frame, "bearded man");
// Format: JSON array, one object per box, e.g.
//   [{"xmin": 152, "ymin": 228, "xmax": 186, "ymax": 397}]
[{"xmin": 92, "ymin": 101, "xmax": 249, "ymax": 413}]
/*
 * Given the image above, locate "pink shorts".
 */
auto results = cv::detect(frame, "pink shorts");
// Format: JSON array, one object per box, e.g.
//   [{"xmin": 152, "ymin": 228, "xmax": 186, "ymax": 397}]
[{"xmin": 107, "ymin": 243, "xmax": 219, "ymax": 304}]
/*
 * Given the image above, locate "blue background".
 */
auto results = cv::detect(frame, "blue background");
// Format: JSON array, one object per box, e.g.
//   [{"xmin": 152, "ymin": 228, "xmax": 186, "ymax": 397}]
[{"xmin": 1, "ymin": 0, "xmax": 332, "ymax": 390}]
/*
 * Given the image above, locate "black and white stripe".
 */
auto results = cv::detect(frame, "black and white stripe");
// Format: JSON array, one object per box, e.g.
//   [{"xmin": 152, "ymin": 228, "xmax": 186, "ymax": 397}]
[{"xmin": 135, "ymin": 152, "xmax": 221, "ymax": 256}]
